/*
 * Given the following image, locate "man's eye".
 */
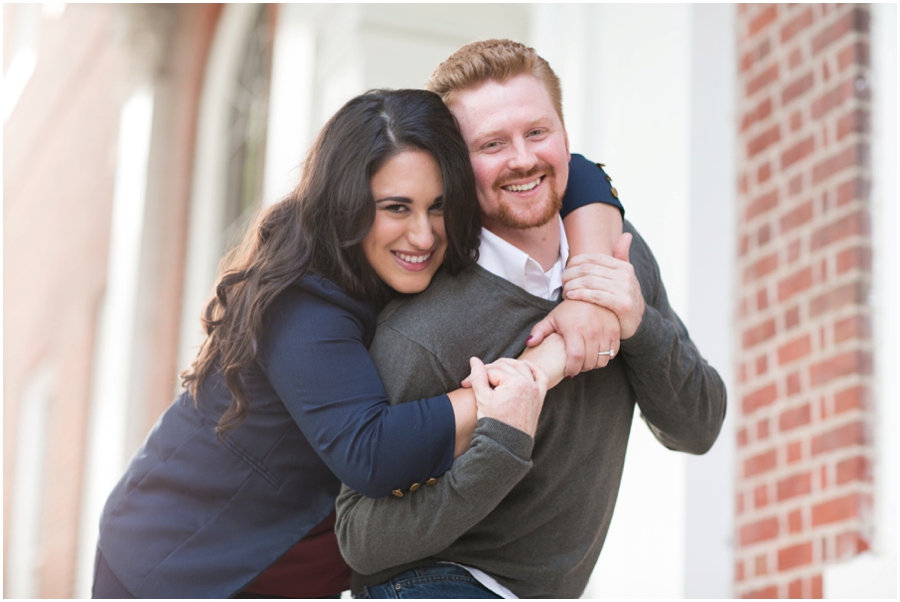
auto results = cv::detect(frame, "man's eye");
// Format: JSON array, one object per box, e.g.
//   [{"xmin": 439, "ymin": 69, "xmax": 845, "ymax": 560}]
[
  {"xmin": 483, "ymin": 141, "xmax": 501, "ymax": 150},
  {"xmin": 527, "ymin": 129, "xmax": 545, "ymax": 137}
]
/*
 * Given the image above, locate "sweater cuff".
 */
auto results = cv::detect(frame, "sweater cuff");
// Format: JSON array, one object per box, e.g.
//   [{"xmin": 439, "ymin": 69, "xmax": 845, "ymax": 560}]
[
  {"xmin": 475, "ymin": 417, "xmax": 535, "ymax": 461},
  {"xmin": 619, "ymin": 304, "xmax": 667, "ymax": 360}
]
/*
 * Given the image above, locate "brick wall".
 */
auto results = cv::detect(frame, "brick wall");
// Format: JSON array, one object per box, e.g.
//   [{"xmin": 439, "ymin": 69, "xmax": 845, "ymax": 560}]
[{"xmin": 734, "ymin": 4, "xmax": 874, "ymax": 598}]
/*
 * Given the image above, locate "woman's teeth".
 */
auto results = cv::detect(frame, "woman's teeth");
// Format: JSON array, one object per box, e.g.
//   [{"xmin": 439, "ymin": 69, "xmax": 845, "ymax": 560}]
[
  {"xmin": 503, "ymin": 177, "xmax": 541, "ymax": 192},
  {"xmin": 396, "ymin": 252, "xmax": 430, "ymax": 264}
]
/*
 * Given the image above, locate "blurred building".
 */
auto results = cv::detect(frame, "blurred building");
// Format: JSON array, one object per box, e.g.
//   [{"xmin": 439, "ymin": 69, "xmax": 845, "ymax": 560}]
[{"xmin": 3, "ymin": 3, "xmax": 895, "ymax": 598}]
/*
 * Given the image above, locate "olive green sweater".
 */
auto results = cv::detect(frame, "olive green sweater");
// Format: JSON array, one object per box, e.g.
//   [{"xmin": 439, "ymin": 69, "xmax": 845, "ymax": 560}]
[{"xmin": 335, "ymin": 222, "xmax": 726, "ymax": 598}]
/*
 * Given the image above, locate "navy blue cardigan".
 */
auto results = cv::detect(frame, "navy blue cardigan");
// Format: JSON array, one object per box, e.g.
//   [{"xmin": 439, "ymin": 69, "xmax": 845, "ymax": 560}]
[{"xmin": 95, "ymin": 155, "xmax": 622, "ymax": 598}]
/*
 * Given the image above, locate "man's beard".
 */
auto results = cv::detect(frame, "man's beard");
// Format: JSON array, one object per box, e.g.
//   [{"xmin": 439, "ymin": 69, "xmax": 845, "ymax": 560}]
[{"xmin": 484, "ymin": 165, "xmax": 563, "ymax": 230}]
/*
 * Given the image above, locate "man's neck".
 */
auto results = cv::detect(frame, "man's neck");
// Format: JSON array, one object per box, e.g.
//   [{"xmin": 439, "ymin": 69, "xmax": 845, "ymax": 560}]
[{"xmin": 482, "ymin": 218, "xmax": 561, "ymax": 272}]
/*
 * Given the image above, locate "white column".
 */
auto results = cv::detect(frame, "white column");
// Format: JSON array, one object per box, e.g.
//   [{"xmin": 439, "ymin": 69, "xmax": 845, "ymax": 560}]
[
  {"xmin": 75, "ymin": 86, "xmax": 155, "ymax": 597},
  {"xmin": 824, "ymin": 4, "xmax": 898, "ymax": 596}
]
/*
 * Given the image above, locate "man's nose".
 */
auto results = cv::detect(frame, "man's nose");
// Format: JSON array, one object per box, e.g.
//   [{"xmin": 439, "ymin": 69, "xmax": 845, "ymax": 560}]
[{"xmin": 507, "ymin": 138, "xmax": 537, "ymax": 173}]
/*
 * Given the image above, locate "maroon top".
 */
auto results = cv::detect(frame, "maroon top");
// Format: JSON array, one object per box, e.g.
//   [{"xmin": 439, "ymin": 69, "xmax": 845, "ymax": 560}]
[{"xmin": 242, "ymin": 513, "xmax": 351, "ymax": 598}]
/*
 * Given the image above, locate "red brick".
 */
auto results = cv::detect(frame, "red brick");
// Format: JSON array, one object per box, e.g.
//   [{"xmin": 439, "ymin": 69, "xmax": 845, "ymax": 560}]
[
  {"xmin": 755, "ymin": 554, "xmax": 768, "ymax": 576},
  {"xmin": 821, "ymin": 464, "xmax": 829, "ymax": 489},
  {"xmin": 788, "ymin": 174, "xmax": 803, "ymax": 195},
  {"xmin": 756, "ymin": 288, "xmax": 769, "ymax": 311},
  {"xmin": 837, "ymin": 109, "xmax": 869, "ymax": 140},
  {"xmin": 757, "ymin": 162, "xmax": 771, "ymax": 184},
  {"xmin": 743, "ymin": 251, "xmax": 778, "ymax": 283},
  {"xmin": 787, "ymin": 440, "xmax": 803, "ymax": 463},
  {"xmin": 836, "ymin": 530, "xmax": 870, "ymax": 558},
  {"xmin": 740, "ymin": 515, "xmax": 779, "ymax": 545},
  {"xmin": 788, "ymin": 509, "xmax": 803, "ymax": 533},
  {"xmin": 836, "ymin": 455, "xmax": 871, "ymax": 484},
  {"xmin": 812, "ymin": 79, "xmax": 854, "ymax": 120},
  {"xmin": 737, "ymin": 426, "xmax": 748, "ymax": 447},
  {"xmin": 739, "ymin": 233, "xmax": 749, "ymax": 257},
  {"xmin": 747, "ymin": 63, "xmax": 779, "ymax": 96},
  {"xmin": 811, "ymin": 575, "xmax": 822, "ymax": 598},
  {"xmin": 810, "ymin": 351, "xmax": 873, "ymax": 386},
  {"xmin": 747, "ymin": 125, "xmax": 781, "ymax": 157},
  {"xmin": 834, "ymin": 314, "xmax": 871, "ymax": 343},
  {"xmin": 811, "ymin": 210, "xmax": 870, "ymax": 250},
  {"xmin": 754, "ymin": 484, "xmax": 769, "ymax": 508},
  {"xmin": 742, "ymin": 318, "xmax": 777, "ymax": 348},
  {"xmin": 788, "ymin": 239, "xmax": 802, "ymax": 263},
  {"xmin": 778, "ymin": 334, "xmax": 811, "ymax": 365},
  {"xmin": 736, "ymin": 560, "xmax": 745, "ymax": 582},
  {"xmin": 781, "ymin": 136, "xmax": 815, "ymax": 169},
  {"xmin": 811, "ymin": 420, "xmax": 868, "ymax": 455},
  {"xmin": 838, "ymin": 41, "xmax": 870, "ymax": 71},
  {"xmin": 740, "ymin": 50, "xmax": 755, "ymax": 74},
  {"xmin": 789, "ymin": 47, "xmax": 803, "ymax": 69},
  {"xmin": 778, "ymin": 541, "xmax": 813, "ymax": 570},
  {"xmin": 781, "ymin": 8, "xmax": 814, "ymax": 43},
  {"xmin": 812, "ymin": 143, "xmax": 868, "ymax": 185},
  {"xmin": 757, "ymin": 417, "xmax": 770, "ymax": 439},
  {"xmin": 780, "ymin": 201, "xmax": 813, "ymax": 233},
  {"xmin": 812, "ymin": 7, "xmax": 871, "ymax": 55},
  {"xmin": 786, "ymin": 371, "xmax": 801, "ymax": 396},
  {"xmin": 742, "ymin": 97, "xmax": 774, "ymax": 131},
  {"xmin": 778, "ymin": 471, "xmax": 812, "ymax": 501},
  {"xmin": 743, "ymin": 585, "xmax": 778, "ymax": 599},
  {"xmin": 744, "ymin": 448, "xmax": 778, "ymax": 477},
  {"xmin": 746, "ymin": 190, "xmax": 779, "ymax": 220},
  {"xmin": 836, "ymin": 246, "xmax": 872, "ymax": 274},
  {"xmin": 834, "ymin": 384, "xmax": 870, "ymax": 413},
  {"xmin": 785, "ymin": 306, "xmax": 800, "ymax": 329},
  {"xmin": 755, "ymin": 354, "xmax": 768, "ymax": 376},
  {"xmin": 778, "ymin": 266, "xmax": 813, "ymax": 301},
  {"xmin": 780, "ymin": 403, "xmax": 810, "ymax": 431},
  {"xmin": 809, "ymin": 281, "xmax": 869, "ymax": 317},
  {"xmin": 789, "ymin": 110, "xmax": 802, "ymax": 131},
  {"xmin": 743, "ymin": 382, "xmax": 778, "ymax": 415},
  {"xmin": 737, "ymin": 490, "xmax": 745, "ymax": 514},
  {"xmin": 836, "ymin": 176, "xmax": 870, "ymax": 205},
  {"xmin": 749, "ymin": 4, "xmax": 779, "ymax": 37},
  {"xmin": 788, "ymin": 578, "xmax": 803, "ymax": 598},
  {"xmin": 782, "ymin": 71, "xmax": 814, "ymax": 105},
  {"xmin": 812, "ymin": 492, "xmax": 870, "ymax": 526}
]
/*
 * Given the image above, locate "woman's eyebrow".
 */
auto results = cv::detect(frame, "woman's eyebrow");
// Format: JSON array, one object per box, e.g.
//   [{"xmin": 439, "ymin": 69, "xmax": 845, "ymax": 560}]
[{"xmin": 374, "ymin": 196, "xmax": 413, "ymax": 204}]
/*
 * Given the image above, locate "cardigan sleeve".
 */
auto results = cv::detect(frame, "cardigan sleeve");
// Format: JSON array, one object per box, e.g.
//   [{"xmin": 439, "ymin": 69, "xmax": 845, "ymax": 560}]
[
  {"xmin": 560, "ymin": 153, "xmax": 625, "ymax": 218},
  {"xmin": 256, "ymin": 285, "xmax": 456, "ymax": 499}
]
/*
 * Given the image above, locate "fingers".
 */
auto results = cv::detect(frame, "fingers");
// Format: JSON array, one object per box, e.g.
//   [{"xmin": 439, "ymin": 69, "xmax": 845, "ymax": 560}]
[
  {"xmin": 563, "ymin": 332, "xmax": 586, "ymax": 378},
  {"xmin": 613, "ymin": 232, "xmax": 633, "ymax": 263},
  {"xmin": 526, "ymin": 316, "xmax": 557, "ymax": 347},
  {"xmin": 521, "ymin": 360, "xmax": 549, "ymax": 399},
  {"xmin": 467, "ymin": 357, "xmax": 491, "ymax": 401}
]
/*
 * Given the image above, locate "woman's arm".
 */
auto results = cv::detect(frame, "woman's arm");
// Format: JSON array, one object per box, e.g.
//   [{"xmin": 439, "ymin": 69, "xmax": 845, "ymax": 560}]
[{"xmin": 527, "ymin": 156, "xmax": 625, "ymax": 377}]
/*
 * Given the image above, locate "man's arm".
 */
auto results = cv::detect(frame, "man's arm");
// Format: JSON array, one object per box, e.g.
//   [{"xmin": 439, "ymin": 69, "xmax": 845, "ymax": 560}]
[{"xmin": 565, "ymin": 223, "xmax": 727, "ymax": 453}]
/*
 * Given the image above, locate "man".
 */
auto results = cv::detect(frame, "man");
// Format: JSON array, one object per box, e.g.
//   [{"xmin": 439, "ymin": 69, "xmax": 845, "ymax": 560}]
[{"xmin": 335, "ymin": 39, "xmax": 726, "ymax": 598}]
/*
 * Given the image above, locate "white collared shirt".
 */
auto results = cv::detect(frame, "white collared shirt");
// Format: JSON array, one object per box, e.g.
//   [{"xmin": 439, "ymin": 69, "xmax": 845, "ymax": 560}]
[{"xmin": 476, "ymin": 216, "xmax": 569, "ymax": 301}]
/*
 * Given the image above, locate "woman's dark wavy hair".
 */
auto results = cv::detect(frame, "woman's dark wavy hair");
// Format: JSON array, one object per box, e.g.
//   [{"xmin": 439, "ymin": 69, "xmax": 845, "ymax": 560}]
[{"xmin": 181, "ymin": 89, "xmax": 481, "ymax": 434}]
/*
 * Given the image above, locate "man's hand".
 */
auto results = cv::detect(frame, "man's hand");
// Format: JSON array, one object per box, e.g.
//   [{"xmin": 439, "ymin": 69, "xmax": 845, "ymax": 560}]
[
  {"xmin": 562, "ymin": 233, "xmax": 645, "ymax": 339},
  {"xmin": 466, "ymin": 357, "xmax": 548, "ymax": 437},
  {"xmin": 526, "ymin": 302, "xmax": 621, "ymax": 378}
]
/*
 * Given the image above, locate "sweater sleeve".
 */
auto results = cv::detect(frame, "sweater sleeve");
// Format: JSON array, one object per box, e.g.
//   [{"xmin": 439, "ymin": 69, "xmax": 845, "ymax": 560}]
[
  {"xmin": 561, "ymin": 153, "xmax": 625, "ymax": 218},
  {"xmin": 618, "ymin": 224, "xmax": 727, "ymax": 454},
  {"xmin": 256, "ymin": 286, "xmax": 456, "ymax": 499},
  {"xmin": 335, "ymin": 418, "xmax": 534, "ymax": 576}
]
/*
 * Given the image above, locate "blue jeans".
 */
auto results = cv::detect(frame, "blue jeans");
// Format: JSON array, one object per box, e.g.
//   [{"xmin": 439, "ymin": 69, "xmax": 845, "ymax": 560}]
[{"xmin": 354, "ymin": 563, "xmax": 501, "ymax": 599}]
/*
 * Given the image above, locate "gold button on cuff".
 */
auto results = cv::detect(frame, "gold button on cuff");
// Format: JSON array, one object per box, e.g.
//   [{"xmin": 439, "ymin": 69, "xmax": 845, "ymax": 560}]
[
  {"xmin": 409, "ymin": 482, "xmax": 421, "ymax": 492},
  {"xmin": 610, "ymin": 187, "xmax": 618, "ymax": 198},
  {"xmin": 425, "ymin": 477, "xmax": 438, "ymax": 486},
  {"xmin": 391, "ymin": 489, "xmax": 403, "ymax": 498}
]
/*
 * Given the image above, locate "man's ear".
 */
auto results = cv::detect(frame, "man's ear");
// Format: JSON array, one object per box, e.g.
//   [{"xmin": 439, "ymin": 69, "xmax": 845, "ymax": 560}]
[{"xmin": 564, "ymin": 130, "xmax": 570, "ymax": 158}]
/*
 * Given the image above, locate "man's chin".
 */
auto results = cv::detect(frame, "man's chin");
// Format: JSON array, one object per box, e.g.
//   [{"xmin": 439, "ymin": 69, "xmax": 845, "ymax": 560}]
[{"xmin": 484, "ymin": 195, "xmax": 563, "ymax": 230}]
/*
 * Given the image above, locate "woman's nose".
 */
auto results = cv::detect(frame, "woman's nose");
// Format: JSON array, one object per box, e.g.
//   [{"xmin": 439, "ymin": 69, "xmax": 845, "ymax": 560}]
[{"xmin": 406, "ymin": 213, "xmax": 435, "ymax": 249}]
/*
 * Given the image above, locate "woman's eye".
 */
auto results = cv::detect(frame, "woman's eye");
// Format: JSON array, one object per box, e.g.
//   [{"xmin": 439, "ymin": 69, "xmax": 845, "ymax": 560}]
[
  {"xmin": 385, "ymin": 204, "xmax": 408, "ymax": 214},
  {"xmin": 430, "ymin": 200, "xmax": 445, "ymax": 212}
]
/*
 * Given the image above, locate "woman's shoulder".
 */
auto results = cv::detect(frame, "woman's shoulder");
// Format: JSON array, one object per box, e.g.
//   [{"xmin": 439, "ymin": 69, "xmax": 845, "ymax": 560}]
[{"xmin": 266, "ymin": 273, "xmax": 378, "ymax": 339}]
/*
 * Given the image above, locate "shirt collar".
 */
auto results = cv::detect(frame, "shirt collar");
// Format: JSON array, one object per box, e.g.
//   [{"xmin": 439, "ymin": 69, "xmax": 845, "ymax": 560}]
[{"xmin": 476, "ymin": 216, "xmax": 569, "ymax": 300}]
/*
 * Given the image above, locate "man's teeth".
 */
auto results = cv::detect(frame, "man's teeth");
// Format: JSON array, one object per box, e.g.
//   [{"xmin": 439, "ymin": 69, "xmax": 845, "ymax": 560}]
[
  {"xmin": 504, "ymin": 177, "xmax": 541, "ymax": 192},
  {"xmin": 396, "ymin": 252, "xmax": 430, "ymax": 264}
]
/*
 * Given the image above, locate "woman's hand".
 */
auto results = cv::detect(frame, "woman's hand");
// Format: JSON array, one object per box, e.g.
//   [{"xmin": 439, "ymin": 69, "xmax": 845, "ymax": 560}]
[
  {"xmin": 561, "ymin": 233, "xmax": 645, "ymax": 340},
  {"xmin": 465, "ymin": 357, "xmax": 548, "ymax": 437}
]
